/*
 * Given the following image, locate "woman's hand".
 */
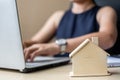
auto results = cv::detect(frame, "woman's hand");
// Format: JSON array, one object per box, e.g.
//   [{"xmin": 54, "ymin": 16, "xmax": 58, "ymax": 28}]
[{"xmin": 24, "ymin": 43, "xmax": 60, "ymax": 62}]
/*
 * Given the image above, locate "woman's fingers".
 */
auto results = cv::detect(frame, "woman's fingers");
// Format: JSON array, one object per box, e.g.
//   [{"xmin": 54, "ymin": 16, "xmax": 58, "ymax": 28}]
[
  {"xmin": 24, "ymin": 45, "xmax": 38, "ymax": 61},
  {"xmin": 30, "ymin": 50, "xmax": 40, "ymax": 62}
]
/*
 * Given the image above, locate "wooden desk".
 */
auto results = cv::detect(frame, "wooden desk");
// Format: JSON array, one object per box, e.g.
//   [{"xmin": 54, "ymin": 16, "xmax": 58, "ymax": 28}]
[{"xmin": 0, "ymin": 64, "xmax": 120, "ymax": 80}]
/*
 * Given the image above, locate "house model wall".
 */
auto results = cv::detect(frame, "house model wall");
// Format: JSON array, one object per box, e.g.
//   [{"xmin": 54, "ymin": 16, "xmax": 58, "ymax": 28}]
[{"xmin": 69, "ymin": 39, "xmax": 110, "ymax": 77}]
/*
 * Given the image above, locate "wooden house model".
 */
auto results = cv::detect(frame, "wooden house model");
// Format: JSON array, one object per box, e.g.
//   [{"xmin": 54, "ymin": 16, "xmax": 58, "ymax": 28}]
[{"xmin": 69, "ymin": 39, "xmax": 110, "ymax": 77}]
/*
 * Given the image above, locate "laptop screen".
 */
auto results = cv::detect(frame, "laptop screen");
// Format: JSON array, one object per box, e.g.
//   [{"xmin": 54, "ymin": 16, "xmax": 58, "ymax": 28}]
[{"xmin": 0, "ymin": 0, "xmax": 25, "ymax": 70}]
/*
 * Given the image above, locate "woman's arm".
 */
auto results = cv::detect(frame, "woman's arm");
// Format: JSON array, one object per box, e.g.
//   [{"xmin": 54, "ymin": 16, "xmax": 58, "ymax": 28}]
[
  {"xmin": 24, "ymin": 11, "xmax": 65, "ymax": 47},
  {"xmin": 66, "ymin": 6, "xmax": 117, "ymax": 52},
  {"xmin": 31, "ymin": 11, "xmax": 65, "ymax": 43}
]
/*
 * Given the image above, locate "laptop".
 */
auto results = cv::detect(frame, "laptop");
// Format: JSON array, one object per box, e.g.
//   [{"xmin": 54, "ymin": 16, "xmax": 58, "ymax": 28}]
[{"xmin": 0, "ymin": 0, "xmax": 69, "ymax": 73}]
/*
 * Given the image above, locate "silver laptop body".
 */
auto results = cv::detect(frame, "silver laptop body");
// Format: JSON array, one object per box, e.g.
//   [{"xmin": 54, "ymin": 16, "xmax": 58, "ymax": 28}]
[{"xmin": 0, "ymin": 0, "xmax": 69, "ymax": 72}]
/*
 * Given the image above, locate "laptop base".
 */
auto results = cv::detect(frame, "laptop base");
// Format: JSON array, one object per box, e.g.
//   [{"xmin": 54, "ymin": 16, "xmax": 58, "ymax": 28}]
[{"xmin": 21, "ymin": 60, "xmax": 69, "ymax": 73}]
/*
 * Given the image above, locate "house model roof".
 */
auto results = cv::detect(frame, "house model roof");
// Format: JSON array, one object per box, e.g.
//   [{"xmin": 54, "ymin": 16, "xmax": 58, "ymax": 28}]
[
  {"xmin": 69, "ymin": 39, "xmax": 90, "ymax": 58},
  {"xmin": 69, "ymin": 39, "xmax": 109, "ymax": 58}
]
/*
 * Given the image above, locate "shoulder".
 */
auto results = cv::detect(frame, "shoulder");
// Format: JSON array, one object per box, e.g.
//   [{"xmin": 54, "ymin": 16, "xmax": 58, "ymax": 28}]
[
  {"xmin": 48, "ymin": 10, "xmax": 65, "ymax": 21},
  {"xmin": 53, "ymin": 10, "xmax": 65, "ymax": 17},
  {"xmin": 98, "ymin": 6, "xmax": 116, "ymax": 14},
  {"xmin": 51, "ymin": 10, "xmax": 66, "ymax": 27},
  {"xmin": 51, "ymin": 10, "xmax": 65, "ymax": 21},
  {"xmin": 97, "ymin": 6, "xmax": 117, "ymax": 22}
]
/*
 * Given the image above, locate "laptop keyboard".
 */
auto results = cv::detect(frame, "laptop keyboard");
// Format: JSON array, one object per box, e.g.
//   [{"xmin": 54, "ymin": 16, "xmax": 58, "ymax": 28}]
[{"xmin": 25, "ymin": 56, "xmax": 69, "ymax": 68}]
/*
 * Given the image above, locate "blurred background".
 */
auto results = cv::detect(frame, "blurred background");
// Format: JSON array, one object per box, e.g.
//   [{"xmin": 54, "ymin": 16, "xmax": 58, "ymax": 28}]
[{"xmin": 17, "ymin": 0, "xmax": 70, "ymax": 41}]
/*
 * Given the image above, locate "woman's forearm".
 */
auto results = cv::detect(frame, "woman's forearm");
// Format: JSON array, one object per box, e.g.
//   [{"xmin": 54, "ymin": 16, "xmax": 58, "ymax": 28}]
[{"xmin": 66, "ymin": 32, "xmax": 117, "ymax": 53}]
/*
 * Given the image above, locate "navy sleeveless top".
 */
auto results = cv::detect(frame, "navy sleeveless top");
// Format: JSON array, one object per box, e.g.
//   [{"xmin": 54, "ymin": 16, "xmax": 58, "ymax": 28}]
[{"xmin": 54, "ymin": 6, "xmax": 100, "ymax": 57}]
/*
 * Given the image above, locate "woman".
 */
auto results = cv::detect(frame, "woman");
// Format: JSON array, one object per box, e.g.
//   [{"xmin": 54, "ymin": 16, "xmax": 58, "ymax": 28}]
[{"xmin": 24, "ymin": 0, "xmax": 117, "ymax": 61}]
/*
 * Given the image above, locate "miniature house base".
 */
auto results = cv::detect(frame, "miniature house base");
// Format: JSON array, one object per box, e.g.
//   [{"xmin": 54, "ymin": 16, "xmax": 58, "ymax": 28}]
[
  {"xmin": 69, "ymin": 71, "xmax": 110, "ymax": 77},
  {"xmin": 69, "ymin": 39, "xmax": 110, "ymax": 77}
]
